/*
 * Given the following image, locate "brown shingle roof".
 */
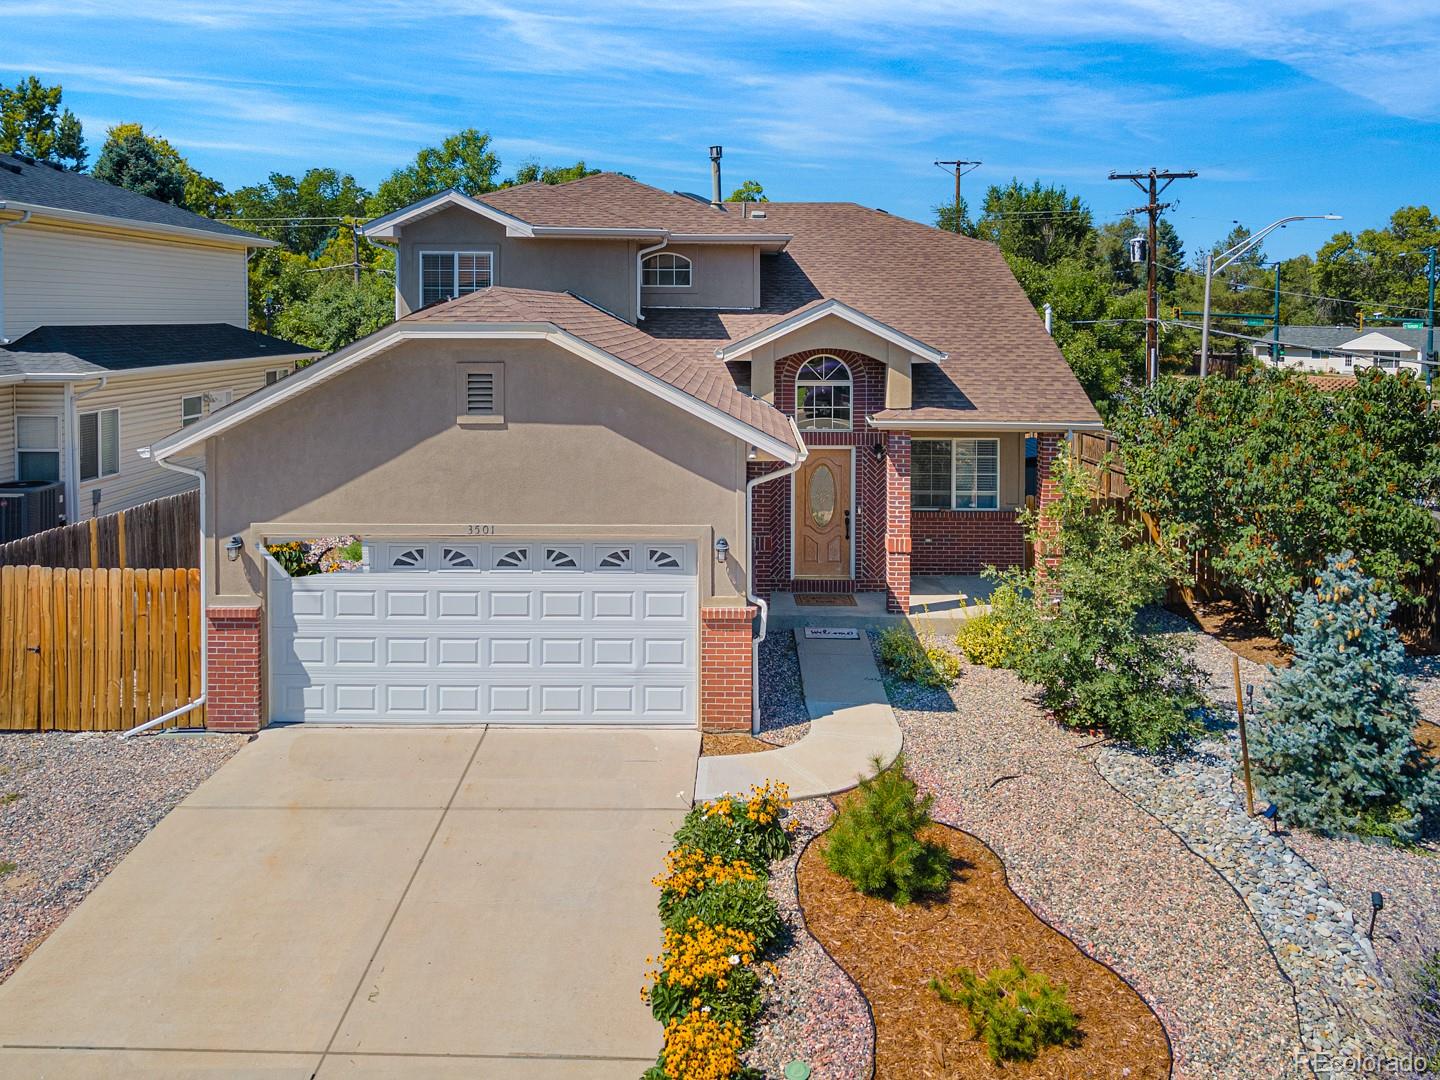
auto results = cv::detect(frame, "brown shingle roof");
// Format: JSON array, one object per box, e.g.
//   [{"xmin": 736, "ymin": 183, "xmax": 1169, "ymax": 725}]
[
  {"xmin": 483, "ymin": 173, "xmax": 785, "ymax": 235},
  {"xmin": 642, "ymin": 203, "xmax": 1101, "ymax": 429},
  {"xmin": 403, "ymin": 286, "xmax": 796, "ymax": 449}
]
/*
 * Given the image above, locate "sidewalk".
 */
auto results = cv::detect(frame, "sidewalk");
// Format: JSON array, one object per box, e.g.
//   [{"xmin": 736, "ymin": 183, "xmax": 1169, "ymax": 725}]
[{"xmin": 693, "ymin": 630, "xmax": 901, "ymax": 800}]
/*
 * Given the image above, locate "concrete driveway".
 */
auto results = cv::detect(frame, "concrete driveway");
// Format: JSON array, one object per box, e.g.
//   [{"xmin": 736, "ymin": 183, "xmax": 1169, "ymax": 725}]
[{"xmin": 0, "ymin": 726, "xmax": 699, "ymax": 1079}]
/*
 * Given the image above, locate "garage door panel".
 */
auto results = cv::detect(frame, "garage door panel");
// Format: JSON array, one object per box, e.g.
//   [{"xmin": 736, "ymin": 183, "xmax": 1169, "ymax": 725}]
[{"xmin": 267, "ymin": 542, "xmax": 698, "ymax": 725}]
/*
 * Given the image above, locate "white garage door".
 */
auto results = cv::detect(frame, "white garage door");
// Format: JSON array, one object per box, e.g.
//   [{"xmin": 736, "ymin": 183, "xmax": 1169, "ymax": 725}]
[{"xmin": 266, "ymin": 540, "xmax": 698, "ymax": 725}]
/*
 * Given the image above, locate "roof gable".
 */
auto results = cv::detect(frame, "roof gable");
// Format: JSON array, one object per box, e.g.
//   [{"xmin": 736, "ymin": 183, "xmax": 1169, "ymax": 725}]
[
  {"xmin": 714, "ymin": 298, "xmax": 947, "ymax": 362},
  {"xmin": 1341, "ymin": 330, "xmax": 1415, "ymax": 352}
]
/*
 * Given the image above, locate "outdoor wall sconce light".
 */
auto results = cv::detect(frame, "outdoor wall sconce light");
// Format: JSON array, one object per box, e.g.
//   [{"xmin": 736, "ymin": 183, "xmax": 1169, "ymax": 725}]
[
  {"xmin": 871, "ymin": 441, "xmax": 886, "ymax": 462},
  {"xmin": 225, "ymin": 535, "xmax": 244, "ymax": 562},
  {"xmin": 1368, "ymin": 891, "xmax": 1384, "ymax": 940},
  {"xmin": 714, "ymin": 537, "xmax": 730, "ymax": 564}
]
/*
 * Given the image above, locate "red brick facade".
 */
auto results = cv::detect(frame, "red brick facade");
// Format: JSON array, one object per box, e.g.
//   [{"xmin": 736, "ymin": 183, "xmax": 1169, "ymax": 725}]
[
  {"xmin": 699, "ymin": 605, "xmax": 756, "ymax": 733},
  {"xmin": 1034, "ymin": 432, "xmax": 1066, "ymax": 576},
  {"xmin": 883, "ymin": 432, "xmax": 911, "ymax": 612},
  {"xmin": 207, "ymin": 605, "xmax": 263, "ymax": 733},
  {"xmin": 912, "ymin": 510, "xmax": 1025, "ymax": 574}
]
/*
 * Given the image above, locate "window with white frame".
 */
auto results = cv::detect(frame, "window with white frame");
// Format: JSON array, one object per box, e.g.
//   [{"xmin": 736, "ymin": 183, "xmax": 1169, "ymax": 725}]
[
  {"xmin": 911, "ymin": 438, "xmax": 999, "ymax": 510},
  {"xmin": 79, "ymin": 408, "xmax": 120, "ymax": 483},
  {"xmin": 642, "ymin": 252, "xmax": 691, "ymax": 287},
  {"xmin": 420, "ymin": 251, "xmax": 493, "ymax": 307},
  {"xmin": 265, "ymin": 367, "xmax": 292, "ymax": 385},
  {"xmin": 16, "ymin": 415, "xmax": 62, "ymax": 483},
  {"xmin": 794, "ymin": 355, "xmax": 852, "ymax": 431},
  {"xmin": 181, "ymin": 395, "xmax": 206, "ymax": 427}
]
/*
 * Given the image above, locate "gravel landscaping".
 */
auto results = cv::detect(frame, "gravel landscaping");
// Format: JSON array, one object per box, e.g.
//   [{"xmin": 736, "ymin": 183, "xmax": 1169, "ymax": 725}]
[
  {"xmin": 756, "ymin": 630, "xmax": 811, "ymax": 746},
  {"xmin": 873, "ymin": 632, "xmax": 1310, "ymax": 1080},
  {"xmin": 744, "ymin": 797, "xmax": 874, "ymax": 1080},
  {"xmin": 0, "ymin": 731, "xmax": 246, "ymax": 983}
]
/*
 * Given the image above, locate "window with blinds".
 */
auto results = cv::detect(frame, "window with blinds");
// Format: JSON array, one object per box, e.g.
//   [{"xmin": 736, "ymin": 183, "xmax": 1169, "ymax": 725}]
[
  {"xmin": 79, "ymin": 408, "xmax": 120, "ymax": 483},
  {"xmin": 456, "ymin": 363, "xmax": 504, "ymax": 425},
  {"xmin": 910, "ymin": 438, "xmax": 999, "ymax": 510}
]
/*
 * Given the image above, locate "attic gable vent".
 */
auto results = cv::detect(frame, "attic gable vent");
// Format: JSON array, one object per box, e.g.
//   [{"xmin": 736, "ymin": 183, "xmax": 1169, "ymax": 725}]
[{"xmin": 456, "ymin": 362, "xmax": 504, "ymax": 426}]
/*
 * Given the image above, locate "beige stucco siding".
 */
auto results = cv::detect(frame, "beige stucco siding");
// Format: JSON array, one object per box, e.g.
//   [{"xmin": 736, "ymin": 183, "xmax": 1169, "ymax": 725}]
[
  {"xmin": 908, "ymin": 429, "xmax": 1027, "ymax": 510},
  {"xmin": 0, "ymin": 386, "xmax": 13, "ymax": 481},
  {"xmin": 2, "ymin": 221, "xmax": 248, "ymax": 339},
  {"xmin": 394, "ymin": 208, "xmax": 637, "ymax": 320},
  {"xmin": 641, "ymin": 244, "xmax": 759, "ymax": 310},
  {"xmin": 75, "ymin": 360, "xmax": 289, "ymax": 519},
  {"xmin": 205, "ymin": 338, "xmax": 751, "ymax": 604}
]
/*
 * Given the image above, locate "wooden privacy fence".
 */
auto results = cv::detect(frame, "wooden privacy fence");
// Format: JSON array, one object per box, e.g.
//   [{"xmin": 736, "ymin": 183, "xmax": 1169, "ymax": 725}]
[
  {"xmin": 0, "ymin": 489, "xmax": 199, "ymax": 570},
  {"xmin": 0, "ymin": 565, "xmax": 204, "ymax": 731}
]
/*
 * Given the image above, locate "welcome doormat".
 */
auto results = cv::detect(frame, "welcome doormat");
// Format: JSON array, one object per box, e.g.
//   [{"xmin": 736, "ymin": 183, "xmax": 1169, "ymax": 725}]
[{"xmin": 794, "ymin": 593, "xmax": 857, "ymax": 607}]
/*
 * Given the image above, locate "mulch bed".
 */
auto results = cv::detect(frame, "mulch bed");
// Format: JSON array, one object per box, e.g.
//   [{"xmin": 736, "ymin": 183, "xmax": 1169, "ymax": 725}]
[
  {"xmin": 1416, "ymin": 719, "xmax": 1440, "ymax": 760},
  {"xmin": 1173, "ymin": 597, "xmax": 1291, "ymax": 668},
  {"xmin": 797, "ymin": 814, "xmax": 1172, "ymax": 1079},
  {"xmin": 700, "ymin": 733, "xmax": 779, "ymax": 757}
]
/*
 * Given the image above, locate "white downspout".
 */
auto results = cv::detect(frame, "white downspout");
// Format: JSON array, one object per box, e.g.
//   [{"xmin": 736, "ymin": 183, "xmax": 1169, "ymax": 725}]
[
  {"xmin": 636, "ymin": 236, "xmax": 667, "ymax": 321},
  {"xmin": 0, "ymin": 204, "xmax": 34, "ymax": 344},
  {"xmin": 745, "ymin": 415, "xmax": 808, "ymax": 733},
  {"xmin": 120, "ymin": 452, "xmax": 207, "ymax": 737}
]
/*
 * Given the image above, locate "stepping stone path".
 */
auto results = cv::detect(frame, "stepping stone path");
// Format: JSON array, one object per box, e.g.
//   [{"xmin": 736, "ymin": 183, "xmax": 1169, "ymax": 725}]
[{"xmin": 1097, "ymin": 733, "xmax": 1397, "ymax": 1077}]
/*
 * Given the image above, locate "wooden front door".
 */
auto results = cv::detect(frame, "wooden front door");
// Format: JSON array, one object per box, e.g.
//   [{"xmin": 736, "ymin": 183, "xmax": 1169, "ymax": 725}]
[{"xmin": 794, "ymin": 448, "xmax": 851, "ymax": 578}]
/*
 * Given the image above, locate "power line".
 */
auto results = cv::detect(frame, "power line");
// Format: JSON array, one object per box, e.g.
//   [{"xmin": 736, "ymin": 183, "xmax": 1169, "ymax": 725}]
[
  {"xmin": 934, "ymin": 159, "xmax": 981, "ymax": 233},
  {"xmin": 1157, "ymin": 260, "xmax": 1434, "ymax": 318},
  {"xmin": 1075, "ymin": 316, "xmax": 1422, "ymax": 367}
]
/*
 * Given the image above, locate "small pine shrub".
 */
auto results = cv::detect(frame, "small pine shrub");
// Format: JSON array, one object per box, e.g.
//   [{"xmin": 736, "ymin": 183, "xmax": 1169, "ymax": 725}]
[
  {"xmin": 876, "ymin": 627, "xmax": 962, "ymax": 688},
  {"xmin": 673, "ymin": 782, "xmax": 793, "ymax": 864},
  {"xmin": 822, "ymin": 756, "xmax": 951, "ymax": 905},
  {"xmin": 930, "ymin": 957, "xmax": 1082, "ymax": 1064},
  {"xmin": 1252, "ymin": 553, "xmax": 1440, "ymax": 842}
]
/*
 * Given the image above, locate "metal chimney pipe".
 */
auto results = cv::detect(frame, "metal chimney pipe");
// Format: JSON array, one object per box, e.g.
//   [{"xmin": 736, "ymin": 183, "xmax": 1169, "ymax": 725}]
[{"xmin": 709, "ymin": 145, "xmax": 723, "ymax": 207}]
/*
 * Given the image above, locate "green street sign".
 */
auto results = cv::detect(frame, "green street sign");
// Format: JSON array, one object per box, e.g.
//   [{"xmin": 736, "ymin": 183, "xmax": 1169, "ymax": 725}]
[{"xmin": 1242, "ymin": 317, "xmax": 1268, "ymax": 327}]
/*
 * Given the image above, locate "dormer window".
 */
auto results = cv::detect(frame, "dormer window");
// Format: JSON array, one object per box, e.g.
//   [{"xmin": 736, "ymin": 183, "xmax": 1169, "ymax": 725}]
[
  {"xmin": 420, "ymin": 251, "xmax": 493, "ymax": 307},
  {"xmin": 642, "ymin": 252, "xmax": 691, "ymax": 288},
  {"xmin": 794, "ymin": 355, "xmax": 852, "ymax": 431}
]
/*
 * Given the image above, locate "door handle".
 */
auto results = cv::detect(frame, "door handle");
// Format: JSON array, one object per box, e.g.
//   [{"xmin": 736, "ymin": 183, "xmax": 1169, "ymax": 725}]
[{"xmin": 844, "ymin": 510, "xmax": 851, "ymax": 540}]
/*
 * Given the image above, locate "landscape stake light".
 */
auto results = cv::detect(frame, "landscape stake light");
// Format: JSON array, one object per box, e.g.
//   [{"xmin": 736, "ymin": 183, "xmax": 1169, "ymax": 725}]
[
  {"xmin": 1260, "ymin": 803, "xmax": 1279, "ymax": 835},
  {"xmin": 1369, "ymin": 891, "xmax": 1384, "ymax": 940},
  {"xmin": 225, "ymin": 535, "xmax": 244, "ymax": 562}
]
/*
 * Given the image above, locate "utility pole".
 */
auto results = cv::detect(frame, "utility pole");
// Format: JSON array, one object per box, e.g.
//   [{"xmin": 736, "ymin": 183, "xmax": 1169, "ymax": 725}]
[
  {"xmin": 351, "ymin": 221, "xmax": 361, "ymax": 285},
  {"xmin": 1108, "ymin": 168, "xmax": 1197, "ymax": 384},
  {"xmin": 935, "ymin": 159, "xmax": 982, "ymax": 233}
]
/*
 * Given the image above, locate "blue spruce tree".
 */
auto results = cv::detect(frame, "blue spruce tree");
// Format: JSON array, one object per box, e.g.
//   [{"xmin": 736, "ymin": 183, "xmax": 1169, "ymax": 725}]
[{"xmin": 1252, "ymin": 552, "xmax": 1438, "ymax": 842}]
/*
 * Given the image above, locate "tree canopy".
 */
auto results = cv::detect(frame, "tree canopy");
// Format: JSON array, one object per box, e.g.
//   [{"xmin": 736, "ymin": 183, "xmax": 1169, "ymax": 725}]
[
  {"xmin": 1, "ymin": 76, "xmax": 86, "ymax": 169},
  {"xmin": 729, "ymin": 179, "xmax": 767, "ymax": 203},
  {"xmin": 92, "ymin": 130, "xmax": 187, "ymax": 207},
  {"xmin": 368, "ymin": 129, "xmax": 501, "ymax": 217}
]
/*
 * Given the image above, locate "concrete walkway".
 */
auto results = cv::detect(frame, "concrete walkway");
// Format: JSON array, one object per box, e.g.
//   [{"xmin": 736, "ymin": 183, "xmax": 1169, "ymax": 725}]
[
  {"xmin": 0, "ymin": 726, "xmax": 698, "ymax": 1079},
  {"xmin": 694, "ymin": 630, "xmax": 902, "ymax": 800}
]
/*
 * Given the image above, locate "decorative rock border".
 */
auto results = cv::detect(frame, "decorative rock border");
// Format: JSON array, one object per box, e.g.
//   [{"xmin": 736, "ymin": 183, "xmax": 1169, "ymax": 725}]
[{"xmin": 1096, "ymin": 734, "xmax": 1397, "ymax": 1074}]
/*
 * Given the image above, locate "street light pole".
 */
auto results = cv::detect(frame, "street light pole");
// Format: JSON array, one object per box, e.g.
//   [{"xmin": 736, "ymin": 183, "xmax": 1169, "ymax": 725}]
[{"xmin": 1199, "ymin": 213, "xmax": 1341, "ymax": 378}]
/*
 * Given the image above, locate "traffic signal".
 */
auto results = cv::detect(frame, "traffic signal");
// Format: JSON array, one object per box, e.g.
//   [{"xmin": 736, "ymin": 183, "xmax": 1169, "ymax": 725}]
[
  {"xmin": 1355, "ymin": 310, "xmax": 1366, "ymax": 330},
  {"xmin": 1171, "ymin": 305, "xmax": 1182, "ymax": 319}
]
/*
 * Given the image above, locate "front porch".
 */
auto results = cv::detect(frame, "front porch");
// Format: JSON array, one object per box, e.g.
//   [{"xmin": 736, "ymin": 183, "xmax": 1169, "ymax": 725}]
[{"xmin": 766, "ymin": 574, "xmax": 994, "ymax": 635}]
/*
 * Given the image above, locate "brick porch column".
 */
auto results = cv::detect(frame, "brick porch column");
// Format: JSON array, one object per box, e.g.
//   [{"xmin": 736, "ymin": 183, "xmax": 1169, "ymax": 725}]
[
  {"xmin": 1034, "ymin": 432, "xmax": 1067, "ymax": 579},
  {"xmin": 699, "ymin": 604, "xmax": 756, "ymax": 733},
  {"xmin": 884, "ymin": 432, "xmax": 911, "ymax": 613},
  {"xmin": 207, "ymin": 605, "xmax": 263, "ymax": 733}
]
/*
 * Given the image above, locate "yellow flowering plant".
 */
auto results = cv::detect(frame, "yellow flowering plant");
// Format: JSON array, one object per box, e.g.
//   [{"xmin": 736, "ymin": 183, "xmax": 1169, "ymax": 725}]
[
  {"xmin": 641, "ymin": 1010, "xmax": 763, "ymax": 1080},
  {"xmin": 674, "ymin": 780, "xmax": 794, "ymax": 863},
  {"xmin": 642, "ymin": 918, "xmax": 763, "ymax": 1030}
]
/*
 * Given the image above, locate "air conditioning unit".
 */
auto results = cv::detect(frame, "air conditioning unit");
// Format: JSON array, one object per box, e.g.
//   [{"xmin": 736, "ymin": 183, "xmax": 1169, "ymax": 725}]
[{"xmin": 0, "ymin": 480, "xmax": 66, "ymax": 542}]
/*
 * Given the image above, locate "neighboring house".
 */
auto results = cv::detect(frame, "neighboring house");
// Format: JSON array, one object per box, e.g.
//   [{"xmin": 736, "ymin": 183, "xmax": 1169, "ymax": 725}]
[
  {"xmin": 0, "ymin": 152, "xmax": 316, "ymax": 529},
  {"xmin": 151, "ymin": 169, "xmax": 1100, "ymax": 736},
  {"xmin": 1254, "ymin": 324, "xmax": 1436, "ymax": 379}
]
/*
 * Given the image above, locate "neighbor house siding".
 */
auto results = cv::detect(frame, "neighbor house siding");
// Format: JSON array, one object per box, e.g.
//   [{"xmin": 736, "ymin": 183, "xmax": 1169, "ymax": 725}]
[
  {"xmin": 74, "ymin": 360, "xmax": 282, "ymax": 518},
  {"xmin": 2, "ymin": 221, "xmax": 248, "ymax": 339},
  {"xmin": 0, "ymin": 386, "xmax": 14, "ymax": 480}
]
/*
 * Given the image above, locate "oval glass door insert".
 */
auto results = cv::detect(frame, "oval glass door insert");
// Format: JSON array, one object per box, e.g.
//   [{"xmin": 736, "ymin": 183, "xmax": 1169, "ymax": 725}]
[{"xmin": 809, "ymin": 464, "xmax": 836, "ymax": 527}]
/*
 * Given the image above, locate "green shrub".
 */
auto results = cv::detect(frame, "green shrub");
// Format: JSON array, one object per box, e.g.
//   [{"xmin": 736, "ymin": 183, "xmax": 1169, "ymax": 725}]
[
  {"xmin": 822, "ymin": 756, "xmax": 951, "ymax": 905},
  {"xmin": 661, "ymin": 877, "xmax": 782, "ymax": 954},
  {"xmin": 876, "ymin": 627, "xmax": 962, "ymax": 688},
  {"xmin": 1252, "ymin": 553, "xmax": 1439, "ymax": 842},
  {"xmin": 991, "ymin": 454, "xmax": 1204, "ymax": 750},
  {"xmin": 337, "ymin": 538, "xmax": 363, "ymax": 562},
  {"xmin": 954, "ymin": 614, "xmax": 1012, "ymax": 668},
  {"xmin": 930, "ymin": 957, "xmax": 1081, "ymax": 1064},
  {"xmin": 673, "ymin": 781, "xmax": 793, "ymax": 864}
]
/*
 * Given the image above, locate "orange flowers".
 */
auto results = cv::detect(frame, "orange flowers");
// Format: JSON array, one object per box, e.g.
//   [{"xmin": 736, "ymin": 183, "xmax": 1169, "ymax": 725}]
[
  {"xmin": 653, "ymin": 846, "xmax": 759, "ymax": 901},
  {"xmin": 644, "ymin": 919, "xmax": 756, "ymax": 996},
  {"xmin": 657, "ymin": 1010, "xmax": 747, "ymax": 1080}
]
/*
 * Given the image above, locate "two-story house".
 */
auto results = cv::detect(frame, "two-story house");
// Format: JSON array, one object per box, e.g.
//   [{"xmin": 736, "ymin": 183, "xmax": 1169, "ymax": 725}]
[
  {"xmin": 151, "ymin": 168, "xmax": 1101, "ymax": 736},
  {"xmin": 0, "ymin": 152, "xmax": 315, "ymax": 532}
]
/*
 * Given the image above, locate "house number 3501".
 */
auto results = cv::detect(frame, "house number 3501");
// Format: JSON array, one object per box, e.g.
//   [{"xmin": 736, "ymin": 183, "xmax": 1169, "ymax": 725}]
[{"xmin": 466, "ymin": 524, "xmax": 496, "ymax": 535}]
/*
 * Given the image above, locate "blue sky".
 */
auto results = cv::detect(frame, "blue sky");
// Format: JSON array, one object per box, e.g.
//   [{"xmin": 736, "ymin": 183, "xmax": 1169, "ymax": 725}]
[{"xmin": 4, "ymin": 0, "xmax": 1438, "ymax": 260}]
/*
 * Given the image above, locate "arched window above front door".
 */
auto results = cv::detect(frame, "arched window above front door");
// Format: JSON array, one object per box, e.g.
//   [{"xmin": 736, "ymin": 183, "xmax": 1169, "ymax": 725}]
[{"xmin": 794, "ymin": 355, "xmax": 852, "ymax": 431}]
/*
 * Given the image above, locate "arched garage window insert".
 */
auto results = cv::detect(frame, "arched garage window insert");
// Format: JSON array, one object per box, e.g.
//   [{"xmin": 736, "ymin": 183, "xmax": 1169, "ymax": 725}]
[
  {"xmin": 794, "ymin": 355, "xmax": 852, "ymax": 431},
  {"xmin": 642, "ymin": 252, "xmax": 692, "ymax": 287}
]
